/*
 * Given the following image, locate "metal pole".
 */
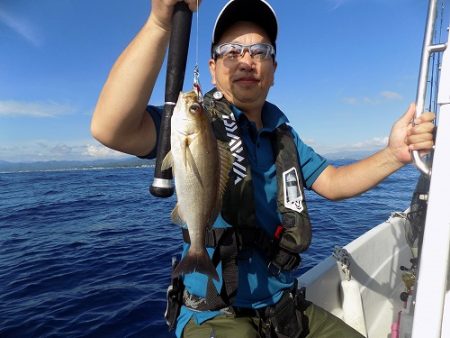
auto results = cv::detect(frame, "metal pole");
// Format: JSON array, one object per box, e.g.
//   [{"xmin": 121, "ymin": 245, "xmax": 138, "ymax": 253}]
[
  {"xmin": 411, "ymin": 5, "xmax": 450, "ymax": 335},
  {"xmin": 412, "ymin": 0, "xmax": 445, "ymax": 176}
]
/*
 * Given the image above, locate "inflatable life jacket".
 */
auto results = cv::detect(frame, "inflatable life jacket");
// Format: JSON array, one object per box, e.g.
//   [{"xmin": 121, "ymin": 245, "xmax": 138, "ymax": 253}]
[{"xmin": 181, "ymin": 89, "xmax": 312, "ymax": 310}]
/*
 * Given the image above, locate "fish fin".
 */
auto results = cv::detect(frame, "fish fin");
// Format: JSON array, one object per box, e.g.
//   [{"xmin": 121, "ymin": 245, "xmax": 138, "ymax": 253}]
[
  {"xmin": 161, "ymin": 151, "xmax": 174, "ymax": 171},
  {"xmin": 172, "ymin": 248, "xmax": 219, "ymax": 281},
  {"xmin": 171, "ymin": 204, "xmax": 185, "ymax": 226},
  {"xmin": 185, "ymin": 144, "xmax": 204, "ymax": 189}
]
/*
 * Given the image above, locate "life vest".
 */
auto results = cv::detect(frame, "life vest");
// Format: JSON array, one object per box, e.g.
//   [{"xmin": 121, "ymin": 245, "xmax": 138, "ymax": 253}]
[{"xmin": 181, "ymin": 88, "xmax": 312, "ymax": 311}]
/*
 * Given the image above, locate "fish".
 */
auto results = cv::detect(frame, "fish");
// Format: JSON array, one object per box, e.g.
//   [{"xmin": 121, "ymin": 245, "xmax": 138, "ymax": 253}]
[{"xmin": 162, "ymin": 90, "xmax": 232, "ymax": 281}]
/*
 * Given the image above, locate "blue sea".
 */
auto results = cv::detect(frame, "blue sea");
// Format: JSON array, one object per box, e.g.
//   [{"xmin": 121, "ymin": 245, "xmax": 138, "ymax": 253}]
[{"xmin": 0, "ymin": 161, "xmax": 419, "ymax": 337}]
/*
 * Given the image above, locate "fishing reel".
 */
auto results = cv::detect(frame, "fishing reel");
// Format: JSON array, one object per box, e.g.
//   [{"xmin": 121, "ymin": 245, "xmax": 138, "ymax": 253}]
[{"xmin": 399, "ymin": 258, "xmax": 418, "ymax": 302}]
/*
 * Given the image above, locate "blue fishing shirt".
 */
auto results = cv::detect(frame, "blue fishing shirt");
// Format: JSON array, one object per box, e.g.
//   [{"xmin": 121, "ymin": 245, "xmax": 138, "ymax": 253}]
[{"xmin": 145, "ymin": 101, "xmax": 328, "ymax": 337}]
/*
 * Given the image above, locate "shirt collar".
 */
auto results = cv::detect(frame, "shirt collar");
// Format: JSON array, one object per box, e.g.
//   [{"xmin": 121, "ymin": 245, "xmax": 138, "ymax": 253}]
[{"xmin": 231, "ymin": 101, "xmax": 289, "ymax": 132}]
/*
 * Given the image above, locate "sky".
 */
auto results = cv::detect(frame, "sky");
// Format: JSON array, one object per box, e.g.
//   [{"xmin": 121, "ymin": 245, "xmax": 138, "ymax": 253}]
[{"xmin": 0, "ymin": 0, "xmax": 447, "ymax": 162}]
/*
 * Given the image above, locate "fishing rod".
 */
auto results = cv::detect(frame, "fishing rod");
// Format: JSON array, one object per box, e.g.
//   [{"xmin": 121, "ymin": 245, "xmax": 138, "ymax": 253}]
[{"xmin": 150, "ymin": 2, "xmax": 193, "ymax": 198}]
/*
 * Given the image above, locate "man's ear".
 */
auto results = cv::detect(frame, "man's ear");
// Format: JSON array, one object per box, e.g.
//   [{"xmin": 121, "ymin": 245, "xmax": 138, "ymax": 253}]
[
  {"xmin": 272, "ymin": 60, "xmax": 277, "ymax": 86},
  {"xmin": 209, "ymin": 59, "xmax": 216, "ymax": 85}
]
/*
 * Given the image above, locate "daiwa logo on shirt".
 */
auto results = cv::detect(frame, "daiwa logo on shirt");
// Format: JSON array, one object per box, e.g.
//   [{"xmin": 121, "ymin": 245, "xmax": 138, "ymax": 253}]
[
  {"xmin": 222, "ymin": 114, "xmax": 246, "ymax": 184},
  {"xmin": 283, "ymin": 167, "xmax": 304, "ymax": 213}
]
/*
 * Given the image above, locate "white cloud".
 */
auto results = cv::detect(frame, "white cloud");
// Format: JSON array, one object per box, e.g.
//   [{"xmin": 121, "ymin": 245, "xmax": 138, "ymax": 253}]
[
  {"xmin": 327, "ymin": 0, "xmax": 351, "ymax": 10},
  {"xmin": 314, "ymin": 136, "xmax": 388, "ymax": 155},
  {"xmin": 0, "ymin": 9, "xmax": 42, "ymax": 47},
  {"xmin": 380, "ymin": 91, "xmax": 403, "ymax": 100},
  {"xmin": 0, "ymin": 100, "xmax": 75, "ymax": 118},
  {"xmin": 303, "ymin": 137, "xmax": 319, "ymax": 146},
  {"xmin": 0, "ymin": 141, "xmax": 129, "ymax": 162},
  {"xmin": 350, "ymin": 136, "xmax": 388, "ymax": 149},
  {"xmin": 342, "ymin": 97, "xmax": 358, "ymax": 105},
  {"xmin": 0, "ymin": 135, "xmax": 388, "ymax": 163},
  {"xmin": 342, "ymin": 91, "xmax": 403, "ymax": 105},
  {"xmin": 83, "ymin": 144, "xmax": 128, "ymax": 159}
]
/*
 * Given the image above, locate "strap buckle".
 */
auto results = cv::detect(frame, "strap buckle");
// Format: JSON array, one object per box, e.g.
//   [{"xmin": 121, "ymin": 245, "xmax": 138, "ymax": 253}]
[
  {"xmin": 267, "ymin": 260, "xmax": 282, "ymax": 276},
  {"xmin": 268, "ymin": 249, "xmax": 301, "ymax": 276}
]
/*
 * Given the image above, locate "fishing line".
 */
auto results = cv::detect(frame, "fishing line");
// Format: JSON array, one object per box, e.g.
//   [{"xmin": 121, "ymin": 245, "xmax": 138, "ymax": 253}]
[
  {"xmin": 193, "ymin": 0, "xmax": 203, "ymax": 101},
  {"xmin": 195, "ymin": 0, "xmax": 199, "ymax": 67}
]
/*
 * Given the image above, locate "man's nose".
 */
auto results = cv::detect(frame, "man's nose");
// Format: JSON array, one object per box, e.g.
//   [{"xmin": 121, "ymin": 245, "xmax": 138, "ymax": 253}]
[{"xmin": 238, "ymin": 50, "xmax": 255, "ymax": 68}]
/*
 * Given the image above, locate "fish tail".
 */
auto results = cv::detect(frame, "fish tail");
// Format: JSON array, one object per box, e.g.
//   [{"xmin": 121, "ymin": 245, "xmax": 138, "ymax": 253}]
[{"xmin": 172, "ymin": 249, "xmax": 219, "ymax": 281}]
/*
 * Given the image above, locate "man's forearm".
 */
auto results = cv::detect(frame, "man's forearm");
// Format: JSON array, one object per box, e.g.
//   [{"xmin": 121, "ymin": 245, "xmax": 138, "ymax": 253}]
[
  {"xmin": 313, "ymin": 148, "xmax": 405, "ymax": 200},
  {"xmin": 91, "ymin": 15, "xmax": 170, "ymax": 154}
]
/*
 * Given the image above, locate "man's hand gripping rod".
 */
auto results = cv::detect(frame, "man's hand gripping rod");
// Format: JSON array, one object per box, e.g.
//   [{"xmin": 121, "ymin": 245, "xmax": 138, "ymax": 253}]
[{"xmin": 150, "ymin": 2, "xmax": 193, "ymax": 197}]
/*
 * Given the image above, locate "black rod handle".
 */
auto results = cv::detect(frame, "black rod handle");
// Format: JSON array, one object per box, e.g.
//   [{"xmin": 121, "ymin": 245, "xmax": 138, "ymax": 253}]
[{"xmin": 150, "ymin": 2, "xmax": 193, "ymax": 197}]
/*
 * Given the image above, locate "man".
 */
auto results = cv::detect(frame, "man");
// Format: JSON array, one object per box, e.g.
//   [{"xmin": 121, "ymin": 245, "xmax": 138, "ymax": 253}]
[{"xmin": 91, "ymin": 0, "xmax": 435, "ymax": 337}]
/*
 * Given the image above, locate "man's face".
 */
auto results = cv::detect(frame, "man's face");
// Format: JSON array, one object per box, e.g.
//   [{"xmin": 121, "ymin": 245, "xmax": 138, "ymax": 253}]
[{"xmin": 209, "ymin": 21, "xmax": 277, "ymax": 114}]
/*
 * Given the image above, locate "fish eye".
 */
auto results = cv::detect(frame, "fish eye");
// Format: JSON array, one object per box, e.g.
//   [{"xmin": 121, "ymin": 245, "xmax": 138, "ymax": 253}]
[{"xmin": 189, "ymin": 103, "xmax": 201, "ymax": 114}]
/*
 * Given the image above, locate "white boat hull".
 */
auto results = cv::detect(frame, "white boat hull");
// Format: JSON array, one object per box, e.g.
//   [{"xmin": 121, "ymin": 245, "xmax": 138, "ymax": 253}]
[{"xmin": 299, "ymin": 213, "xmax": 413, "ymax": 337}]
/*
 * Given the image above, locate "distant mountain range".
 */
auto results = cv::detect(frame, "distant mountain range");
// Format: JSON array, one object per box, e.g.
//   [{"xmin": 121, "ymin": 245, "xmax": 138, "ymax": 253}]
[
  {"xmin": 0, "ymin": 150, "xmax": 374, "ymax": 173},
  {"xmin": 323, "ymin": 150, "xmax": 373, "ymax": 161},
  {"xmin": 0, "ymin": 157, "xmax": 154, "ymax": 173}
]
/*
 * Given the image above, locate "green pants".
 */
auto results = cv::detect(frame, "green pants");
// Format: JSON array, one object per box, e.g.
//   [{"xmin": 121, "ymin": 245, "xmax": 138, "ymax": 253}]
[{"xmin": 183, "ymin": 302, "xmax": 365, "ymax": 338}]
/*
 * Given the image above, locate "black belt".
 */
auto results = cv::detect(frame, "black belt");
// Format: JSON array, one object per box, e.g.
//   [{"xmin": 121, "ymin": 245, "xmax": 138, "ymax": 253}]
[
  {"xmin": 183, "ymin": 284, "xmax": 310, "ymax": 317},
  {"xmin": 182, "ymin": 227, "xmax": 232, "ymax": 247},
  {"xmin": 181, "ymin": 227, "xmax": 274, "ymax": 252},
  {"xmin": 232, "ymin": 306, "xmax": 267, "ymax": 319},
  {"xmin": 183, "ymin": 288, "xmax": 269, "ymax": 317}
]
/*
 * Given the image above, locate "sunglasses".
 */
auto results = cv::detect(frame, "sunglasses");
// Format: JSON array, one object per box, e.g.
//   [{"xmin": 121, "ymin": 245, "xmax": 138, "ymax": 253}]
[{"xmin": 213, "ymin": 43, "xmax": 275, "ymax": 61}]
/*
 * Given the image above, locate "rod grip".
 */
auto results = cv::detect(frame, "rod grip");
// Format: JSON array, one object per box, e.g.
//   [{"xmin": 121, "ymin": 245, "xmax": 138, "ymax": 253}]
[{"xmin": 150, "ymin": 2, "xmax": 193, "ymax": 198}]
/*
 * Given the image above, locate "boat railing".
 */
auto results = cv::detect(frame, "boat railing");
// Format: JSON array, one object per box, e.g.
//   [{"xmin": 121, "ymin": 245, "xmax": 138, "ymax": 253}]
[
  {"xmin": 413, "ymin": 0, "xmax": 447, "ymax": 176},
  {"xmin": 411, "ymin": 1, "xmax": 450, "ymax": 337}
]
